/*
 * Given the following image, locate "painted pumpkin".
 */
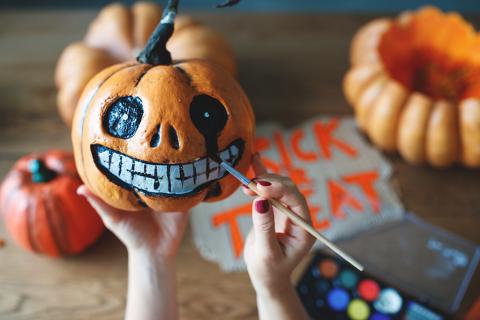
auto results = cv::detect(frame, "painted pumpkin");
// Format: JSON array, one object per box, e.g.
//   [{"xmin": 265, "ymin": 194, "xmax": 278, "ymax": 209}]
[
  {"xmin": 0, "ymin": 150, "xmax": 105, "ymax": 256},
  {"xmin": 344, "ymin": 7, "xmax": 480, "ymax": 168},
  {"xmin": 55, "ymin": 1, "xmax": 236, "ymax": 126},
  {"xmin": 71, "ymin": 0, "xmax": 255, "ymax": 212}
]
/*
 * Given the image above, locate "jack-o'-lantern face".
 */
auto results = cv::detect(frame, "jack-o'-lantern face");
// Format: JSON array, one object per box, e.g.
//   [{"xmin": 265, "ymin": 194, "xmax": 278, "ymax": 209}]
[
  {"xmin": 72, "ymin": 0, "xmax": 254, "ymax": 212},
  {"xmin": 72, "ymin": 60, "xmax": 254, "ymax": 212}
]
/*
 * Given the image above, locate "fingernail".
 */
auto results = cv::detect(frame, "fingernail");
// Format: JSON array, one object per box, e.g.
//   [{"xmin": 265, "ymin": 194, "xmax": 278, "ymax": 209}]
[
  {"xmin": 255, "ymin": 199, "xmax": 269, "ymax": 213},
  {"xmin": 257, "ymin": 180, "xmax": 271, "ymax": 187}
]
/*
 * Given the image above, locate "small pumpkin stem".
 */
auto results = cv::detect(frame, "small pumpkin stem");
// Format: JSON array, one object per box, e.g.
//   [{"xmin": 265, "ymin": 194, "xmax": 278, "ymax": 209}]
[
  {"xmin": 29, "ymin": 159, "xmax": 56, "ymax": 183},
  {"xmin": 137, "ymin": 0, "xmax": 179, "ymax": 65}
]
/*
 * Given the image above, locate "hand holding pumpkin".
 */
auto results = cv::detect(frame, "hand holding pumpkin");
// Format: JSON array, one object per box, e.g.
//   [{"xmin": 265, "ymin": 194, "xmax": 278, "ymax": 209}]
[
  {"xmin": 78, "ymin": 184, "xmax": 187, "ymax": 320},
  {"xmin": 77, "ymin": 185, "xmax": 188, "ymax": 257}
]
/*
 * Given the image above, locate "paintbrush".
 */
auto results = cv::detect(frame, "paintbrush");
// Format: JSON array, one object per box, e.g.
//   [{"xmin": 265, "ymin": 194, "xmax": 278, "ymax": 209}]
[{"xmin": 210, "ymin": 155, "xmax": 364, "ymax": 272}]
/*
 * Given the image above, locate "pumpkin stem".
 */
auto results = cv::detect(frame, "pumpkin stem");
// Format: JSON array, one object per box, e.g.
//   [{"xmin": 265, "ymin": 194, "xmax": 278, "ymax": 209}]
[
  {"xmin": 29, "ymin": 159, "xmax": 56, "ymax": 183},
  {"xmin": 136, "ymin": 0, "xmax": 179, "ymax": 65}
]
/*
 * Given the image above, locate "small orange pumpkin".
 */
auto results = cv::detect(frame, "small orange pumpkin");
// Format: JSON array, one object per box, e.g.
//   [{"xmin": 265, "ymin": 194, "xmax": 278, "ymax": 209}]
[
  {"xmin": 344, "ymin": 7, "xmax": 480, "ymax": 168},
  {"xmin": 0, "ymin": 150, "xmax": 104, "ymax": 256},
  {"xmin": 71, "ymin": 0, "xmax": 255, "ymax": 212},
  {"xmin": 55, "ymin": 1, "xmax": 236, "ymax": 126}
]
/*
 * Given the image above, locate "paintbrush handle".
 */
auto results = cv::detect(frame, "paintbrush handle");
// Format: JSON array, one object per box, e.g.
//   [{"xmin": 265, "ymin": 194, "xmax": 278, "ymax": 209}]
[{"xmin": 248, "ymin": 182, "xmax": 364, "ymax": 272}]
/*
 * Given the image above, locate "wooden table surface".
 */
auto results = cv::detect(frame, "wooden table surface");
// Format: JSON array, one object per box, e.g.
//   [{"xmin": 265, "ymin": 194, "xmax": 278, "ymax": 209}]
[{"xmin": 0, "ymin": 9, "xmax": 479, "ymax": 320}]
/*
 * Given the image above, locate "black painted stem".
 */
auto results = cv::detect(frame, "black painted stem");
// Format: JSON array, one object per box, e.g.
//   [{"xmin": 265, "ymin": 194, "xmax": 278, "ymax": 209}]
[{"xmin": 136, "ymin": 0, "xmax": 179, "ymax": 65}]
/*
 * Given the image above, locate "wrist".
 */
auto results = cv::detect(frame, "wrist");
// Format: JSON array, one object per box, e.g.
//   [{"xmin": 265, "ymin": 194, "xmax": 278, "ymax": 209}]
[
  {"xmin": 125, "ymin": 243, "xmax": 179, "ymax": 320},
  {"xmin": 254, "ymin": 278, "xmax": 295, "ymax": 300},
  {"xmin": 127, "ymin": 246, "xmax": 176, "ymax": 269}
]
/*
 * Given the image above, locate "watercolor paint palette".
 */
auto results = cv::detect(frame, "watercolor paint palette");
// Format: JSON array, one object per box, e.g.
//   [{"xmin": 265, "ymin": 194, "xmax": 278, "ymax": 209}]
[
  {"xmin": 296, "ymin": 213, "xmax": 480, "ymax": 319},
  {"xmin": 297, "ymin": 252, "xmax": 448, "ymax": 319}
]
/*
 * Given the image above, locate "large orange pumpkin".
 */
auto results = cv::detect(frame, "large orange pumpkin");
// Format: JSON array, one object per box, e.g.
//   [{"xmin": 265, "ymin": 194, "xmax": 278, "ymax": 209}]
[
  {"xmin": 55, "ymin": 1, "xmax": 236, "ymax": 126},
  {"xmin": 0, "ymin": 150, "xmax": 105, "ymax": 256},
  {"xmin": 344, "ymin": 7, "xmax": 480, "ymax": 168},
  {"xmin": 71, "ymin": 0, "xmax": 255, "ymax": 212}
]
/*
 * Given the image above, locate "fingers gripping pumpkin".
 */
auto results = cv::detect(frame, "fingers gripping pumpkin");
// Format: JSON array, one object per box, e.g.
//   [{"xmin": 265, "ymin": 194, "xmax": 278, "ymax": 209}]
[{"xmin": 72, "ymin": 0, "xmax": 254, "ymax": 212}]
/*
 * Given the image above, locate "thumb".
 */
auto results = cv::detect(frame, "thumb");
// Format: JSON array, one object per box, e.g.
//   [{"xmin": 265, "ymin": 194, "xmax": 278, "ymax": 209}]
[{"xmin": 251, "ymin": 197, "xmax": 277, "ymax": 255}]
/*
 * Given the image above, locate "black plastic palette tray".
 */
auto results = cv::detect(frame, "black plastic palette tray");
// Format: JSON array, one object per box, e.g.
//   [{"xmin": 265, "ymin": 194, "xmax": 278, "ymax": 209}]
[
  {"xmin": 296, "ymin": 213, "xmax": 480, "ymax": 319},
  {"xmin": 297, "ymin": 251, "xmax": 449, "ymax": 319}
]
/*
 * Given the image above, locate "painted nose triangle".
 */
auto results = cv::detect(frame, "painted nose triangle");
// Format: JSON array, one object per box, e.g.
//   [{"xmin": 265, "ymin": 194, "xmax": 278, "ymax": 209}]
[
  {"xmin": 150, "ymin": 125, "xmax": 161, "ymax": 148},
  {"xmin": 168, "ymin": 125, "xmax": 180, "ymax": 150}
]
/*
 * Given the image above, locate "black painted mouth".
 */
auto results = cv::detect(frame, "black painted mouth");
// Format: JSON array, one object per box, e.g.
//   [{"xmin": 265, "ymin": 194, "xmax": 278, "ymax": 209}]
[{"xmin": 91, "ymin": 139, "xmax": 244, "ymax": 198}]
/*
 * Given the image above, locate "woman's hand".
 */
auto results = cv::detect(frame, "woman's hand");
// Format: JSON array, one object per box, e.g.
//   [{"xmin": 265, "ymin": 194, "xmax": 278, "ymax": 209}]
[
  {"xmin": 77, "ymin": 185, "xmax": 188, "ymax": 259},
  {"xmin": 77, "ymin": 185, "xmax": 188, "ymax": 320},
  {"xmin": 243, "ymin": 155, "xmax": 314, "ymax": 320}
]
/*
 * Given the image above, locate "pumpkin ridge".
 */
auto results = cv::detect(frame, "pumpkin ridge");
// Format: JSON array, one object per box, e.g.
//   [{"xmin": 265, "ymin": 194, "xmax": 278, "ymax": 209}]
[
  {"xmin": 389, "ymin": 84, "xmax": 410, "ymax": 149},
  {"xmin": 459, "ymin": 99, "xmax": 480, "ymax": 166},
  {"xmin": 425, "ymin": 101, "xmax": 459, "ymax": 166},
  {"xmin": 1, "ymin": 172, "xmax": 23, "ymax": 215},
  {"xmin": 133, "ymin": 65, "xmax": 153, "ymax": 87},
  {"xmin": 397, "ymin": 93, "xmax": 433, "ymax": 164},
  {"xmin": 26, "ymin": 194, "xmax": 41, "ymax": 253},
  {"xmin": 348, "ymin": 65, "xmax": 384, "ymax": 106},
  {"xmin": 78, "ymin": 63, "xmax": 139, "ymax": 187},
  {"xmin": 174, "ymin": 65, "xmax": 192, "ymax": 87},
  {"xmin": 44, "ymin": 187, "xmax": 68, "ymax": 255},
  {"xmin": 356, "ymin": 75, "xmax": 389, "ymax": 129}
]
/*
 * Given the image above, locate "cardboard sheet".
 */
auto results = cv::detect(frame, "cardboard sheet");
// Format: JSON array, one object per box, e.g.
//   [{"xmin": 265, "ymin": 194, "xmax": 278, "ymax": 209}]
[{"xmin": 190, "ymin": 117, "xmax": 404, "ymax": 271}]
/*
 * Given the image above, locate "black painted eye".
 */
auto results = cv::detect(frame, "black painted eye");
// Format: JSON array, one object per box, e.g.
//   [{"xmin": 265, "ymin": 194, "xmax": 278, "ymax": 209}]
[
  {"xmin": 103, "ymin": 96, "xmax": 144, "ymax": 139},
  {"xmin": 189, "ymin": 95, "xmax": 228, "ymax": 137}
]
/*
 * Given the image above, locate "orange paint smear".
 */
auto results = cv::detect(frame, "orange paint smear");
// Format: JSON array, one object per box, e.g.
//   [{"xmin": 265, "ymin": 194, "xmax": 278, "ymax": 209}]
[{"xmin": 378, "ymin": 6, "xmax": 480, "ymax": 102}]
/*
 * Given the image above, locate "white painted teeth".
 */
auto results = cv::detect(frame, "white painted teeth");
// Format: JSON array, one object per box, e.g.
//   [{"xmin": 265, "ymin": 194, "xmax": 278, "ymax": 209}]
[{"xmin": 95, "ymin": 142, "xmax": 241, "ymax": 195}]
